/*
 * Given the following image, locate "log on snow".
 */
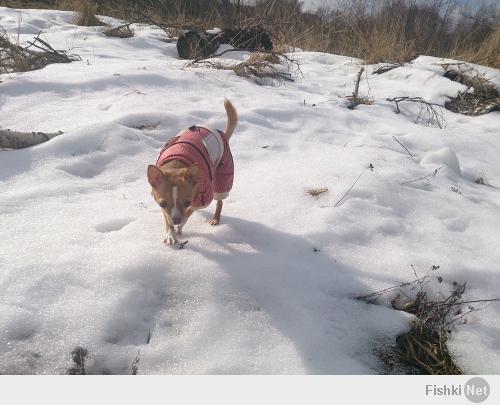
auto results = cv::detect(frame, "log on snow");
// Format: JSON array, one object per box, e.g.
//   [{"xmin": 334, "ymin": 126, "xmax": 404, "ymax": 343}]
[{"xmin": 0, "ymin": 129, "xmax": 63, "ymax": 149}]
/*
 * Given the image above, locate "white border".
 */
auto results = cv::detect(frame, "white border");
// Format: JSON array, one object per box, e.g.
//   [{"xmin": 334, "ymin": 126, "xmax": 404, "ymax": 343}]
[{"xmin": 0, "ymin": 375, "xmax": 498, "ymax": 405}]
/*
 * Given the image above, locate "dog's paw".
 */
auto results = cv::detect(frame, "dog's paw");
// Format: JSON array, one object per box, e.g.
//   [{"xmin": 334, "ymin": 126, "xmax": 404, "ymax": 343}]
[
  {"xmin": 164, "ymin": 235, "xmax": 179, "ymax": 246},
  {"xmin": 208, "ymin": 218, "xmax": 220, "ymax": 226}
]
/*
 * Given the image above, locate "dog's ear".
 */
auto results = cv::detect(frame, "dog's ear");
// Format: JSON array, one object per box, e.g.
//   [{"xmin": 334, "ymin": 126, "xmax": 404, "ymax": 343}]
[
  {"xmin": 185, "ymin": 164, "xmax": 201, "ymax": 185},
  {"xmin": 147, "ymin": 165, "xmax": 164, "ymax": 188}
]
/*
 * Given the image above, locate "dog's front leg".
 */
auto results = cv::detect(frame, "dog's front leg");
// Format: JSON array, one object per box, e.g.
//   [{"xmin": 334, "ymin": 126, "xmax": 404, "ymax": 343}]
[
  {"xmin": 164, "ymin": 226, "xmax": 178, "ymax": 246},
  {"xmin": 163, "ymin": 219, "xmax": 179, "ymax": 246},
  {"xmin": 209, "ymin": 200, "xmax": 223, "ymax": 225}
]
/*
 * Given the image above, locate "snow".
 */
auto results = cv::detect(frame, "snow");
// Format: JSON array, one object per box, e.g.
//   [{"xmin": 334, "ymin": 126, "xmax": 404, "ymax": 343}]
[
  {"xmin": 420, "ymin": 147, "xmax": 462, "ymax": 175},
  {"xmin": 1, "ymin": 6, "xmax": 500, "ymax": 374}
]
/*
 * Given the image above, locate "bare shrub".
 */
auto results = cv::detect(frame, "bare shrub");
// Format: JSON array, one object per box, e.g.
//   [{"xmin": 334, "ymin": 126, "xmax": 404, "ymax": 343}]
[
  {"xmin": 386, "ymin": 96, "xmax": 445, "ymax": 128},
  {"xmin": 0, "ymin": 29, "xmax": 80, "ymax": 73}
]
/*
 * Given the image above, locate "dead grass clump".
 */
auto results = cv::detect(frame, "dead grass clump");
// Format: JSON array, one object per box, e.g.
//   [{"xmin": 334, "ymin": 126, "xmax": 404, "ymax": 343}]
[
  {"xmin": 442, "ymin": 63, "xmax": 500, "ymax": 116},
  {"xmin": 189, "ymin": 50, "xmax": 301, "ymax": 86},
  {"xmin": 306, "ymin": 187, "xmax": 328, "ymax": 197},
  {"xmin": 74, "ymin": 0, "xmax": 106, "ymax": 26},
  {"xmin": 232, "ymin": 52, "xmax": 300, "ymax": 84},
  {"xmin": 446, "ymin": 92, "xmax": 500, "ymax": 116},
  {"xmin": 474, "ymin": 173, "xmax": 494, "ymax": 187},
  {"xmin": 357, "ymin": 265, "xmax": 500, "ymax": 374},
  {"xmin": 394, "ymin": 282, "xmax": 465, "ymax": 375},
  {"xmin": 104, "ymin": 23, "xmax": 135, "ymax": 38},
  {"xmin": 347, "ymin": 95, "xmax": 374, "ymax": 107},
  {"xmin": 67, "ymin": 346, "xmax": 88, "ymax": 375}
]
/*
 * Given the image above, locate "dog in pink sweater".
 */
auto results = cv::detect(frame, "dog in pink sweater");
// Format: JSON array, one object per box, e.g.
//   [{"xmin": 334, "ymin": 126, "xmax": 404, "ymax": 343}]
[{"xmin": 147, "ymin": 99, "xmax": 238, "ymax": 247}]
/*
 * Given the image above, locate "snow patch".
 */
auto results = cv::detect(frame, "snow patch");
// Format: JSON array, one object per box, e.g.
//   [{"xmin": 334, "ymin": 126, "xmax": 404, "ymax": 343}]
[{"xmin": 420, "ymin": 147, "xmax": 462, "ymax": 175}]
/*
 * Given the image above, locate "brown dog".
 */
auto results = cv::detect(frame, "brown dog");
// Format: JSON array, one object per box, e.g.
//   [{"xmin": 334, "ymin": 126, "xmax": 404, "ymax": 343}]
[{"xmin": 147, "ymin": 99, "xmax": 238, "ymax": 247}]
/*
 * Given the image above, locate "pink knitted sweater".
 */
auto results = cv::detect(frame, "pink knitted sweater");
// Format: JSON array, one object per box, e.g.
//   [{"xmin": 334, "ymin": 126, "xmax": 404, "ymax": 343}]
[{"xmin": 156, "ymin": 126, "xmax": 234, "ymax": 208}]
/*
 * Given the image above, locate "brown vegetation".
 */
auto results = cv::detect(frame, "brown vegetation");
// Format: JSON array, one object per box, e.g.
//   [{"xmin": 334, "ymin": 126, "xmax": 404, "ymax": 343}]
[
  {"xmin": 1, "ymin": 0, "xmax": 499, "ymax": 68},
  {"xmin": 357, "ymin": 265, "xmax": 500, "ymax": 374}
]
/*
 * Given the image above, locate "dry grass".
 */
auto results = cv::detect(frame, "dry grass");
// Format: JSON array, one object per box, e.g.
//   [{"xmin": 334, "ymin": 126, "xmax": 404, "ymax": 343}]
[
  {"xmin": 104, "ymin": 23, "xmax": 134, "ymax": 38},
  {"xmin": 3, "ymin": 1, "xmax": 499, "ymax": 68},
  {"xmin": 189, "ymin": 50, "xmax": 301, "ymax": 85},
  {"xmin": 357, "ymin": 265, "xmax": 499, "ymax": 374},
  {"xmin": 450, "ymin": 16, "xmax": 500, "ymax": 68},
  {"xmin": 306, "ymin": 187, "xmax": 328, "ymax": 197},
  {"xmin": 443, "ymin": 63, "xmax": 500, "ymax": 115},
  {"xmin": 73, "ymin": 0, "xmax": 105, "ymax": 26}
]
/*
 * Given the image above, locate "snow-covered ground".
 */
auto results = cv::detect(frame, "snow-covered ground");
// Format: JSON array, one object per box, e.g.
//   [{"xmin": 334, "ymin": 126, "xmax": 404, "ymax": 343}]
[{"xmin": 1, "ymin": 7, "xmax": 499, "ymax": 374}]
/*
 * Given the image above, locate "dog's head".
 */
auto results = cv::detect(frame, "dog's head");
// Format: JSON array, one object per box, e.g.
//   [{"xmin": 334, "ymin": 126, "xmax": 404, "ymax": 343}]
[{"xmin": 147, "ymin": 164, "xmax": 201, "ymax": 226}]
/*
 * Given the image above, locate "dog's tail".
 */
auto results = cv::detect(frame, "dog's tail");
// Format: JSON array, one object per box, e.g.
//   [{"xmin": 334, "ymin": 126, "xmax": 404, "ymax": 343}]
[{"xmin": 223, "ymin": 98, "xmax": 238, "ymax": 141}]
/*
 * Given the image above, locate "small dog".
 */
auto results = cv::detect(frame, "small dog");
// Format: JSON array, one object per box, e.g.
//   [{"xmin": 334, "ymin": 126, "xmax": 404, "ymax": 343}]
[{"xmin": 147, "ymin": 99, "xmax": 238, "ymax": 247}]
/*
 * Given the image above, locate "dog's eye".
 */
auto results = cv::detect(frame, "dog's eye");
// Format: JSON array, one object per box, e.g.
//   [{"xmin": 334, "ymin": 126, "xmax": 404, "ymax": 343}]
[
  {"xmin": 183, "ymin": 200, "xmax": 191, "ymax": 208},
  {"xmin": 159, "ymin": 200, "xmax": 168, "ymax": 208}
]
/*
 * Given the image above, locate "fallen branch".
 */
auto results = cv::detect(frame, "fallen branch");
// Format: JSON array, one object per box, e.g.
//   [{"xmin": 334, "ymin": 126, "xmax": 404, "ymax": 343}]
[
  {"xmin": 386, "ymin": 96, "xmax": 445, "ymax": 129},
  {"xmin": 0, "ymin": 129, "xmax": 63, "ymax": 149}
]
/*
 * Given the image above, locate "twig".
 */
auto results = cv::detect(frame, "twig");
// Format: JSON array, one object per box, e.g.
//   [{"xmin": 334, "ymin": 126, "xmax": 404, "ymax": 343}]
[
  {"xmin": 401, "ymin": 166, "xmax": 443, "ymax": 185},
  {"xmin": 334, "ymin": 163, "xmax": 374, "ymax": 208},
  {"xmin": 386, "ymin": 96, "xmax": 445, "ymax": 128},
  {"xmin": 355, "ymin": 276, "xmax": 428, "ymax": 301},
  {"xmin": 353, "ymin": 67, "xmax": 364, "ymax": 99},
  {"xmin": 427, "ymin": 298, "xmax": 500, "ymax": 307},
  {"xmin": 392, "ymin": 135, "xmax": 414, "ymax": 157}
]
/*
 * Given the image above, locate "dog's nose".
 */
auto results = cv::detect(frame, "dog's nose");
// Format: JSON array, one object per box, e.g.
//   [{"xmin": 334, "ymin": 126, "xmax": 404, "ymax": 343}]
[{"xmin": 172, "ymin": 217, "xmax": 182, "ymax": 225}]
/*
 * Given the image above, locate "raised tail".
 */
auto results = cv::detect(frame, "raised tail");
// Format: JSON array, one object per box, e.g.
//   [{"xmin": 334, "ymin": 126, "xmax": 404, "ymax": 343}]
[{"xmin": 223, "ymin": 99, "xmax": 238, "ymax": 141}]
